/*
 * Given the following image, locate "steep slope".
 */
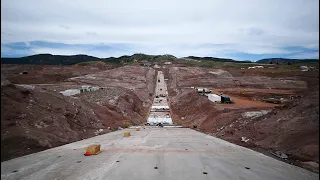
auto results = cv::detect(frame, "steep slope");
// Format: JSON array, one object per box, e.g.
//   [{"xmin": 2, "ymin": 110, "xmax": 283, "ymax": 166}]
[
  {"xmin": 166, "ymin": 66, "xmax": 319, "ymax": 172},
  {"xmin": 1, "ymin": 65, "xmax": 156, "ymax": 162},
  {"xmin": 1, "ymin": 84, "xmax": 106, "ymax": 161}
]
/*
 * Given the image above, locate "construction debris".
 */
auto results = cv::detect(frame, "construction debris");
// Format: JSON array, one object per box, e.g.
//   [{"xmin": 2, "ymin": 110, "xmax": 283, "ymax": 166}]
[
  {"xmin": 248, "ymin": 66, "xmax": 264, "ymax": 69},
  {"xmin": 208, "ymin": 94, "xmax": 234, "ymax": 104},
  {"xmin": 241, "ymin": 137, "xmax": 250, "ymax": 143},
  {"xmin": 242, "ymin": 110, "xmax": 271, "ymax": 119},
  {"xmin": 263, "ymin": 97, "xmax": 282, "ymax": 104},
  {"xmin": 300, "ymin": 66, "xmax": 315, "ymax": 72},
  {"xmin": 270, "ymin": 151, "xmax": 288, "ymax": 159}
]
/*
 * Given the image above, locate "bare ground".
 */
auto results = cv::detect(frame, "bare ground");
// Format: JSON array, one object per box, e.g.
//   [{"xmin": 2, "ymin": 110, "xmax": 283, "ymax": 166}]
[
  {"xmin": 1, "ymin": 63, "xmax": 319, "ymax": 173},
  {"xmin": 1, "ymin": 65, "xmax": 156, "ymax": 162},
  {"xmin": 165, "ymin": 66, "xmax": 319, "ymax": 172}
]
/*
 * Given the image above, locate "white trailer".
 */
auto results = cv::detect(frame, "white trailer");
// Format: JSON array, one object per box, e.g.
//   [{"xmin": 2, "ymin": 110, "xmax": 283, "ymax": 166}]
[{"xmin": 208, "ymin": 94, "xmax": 221, "ymax": 102}]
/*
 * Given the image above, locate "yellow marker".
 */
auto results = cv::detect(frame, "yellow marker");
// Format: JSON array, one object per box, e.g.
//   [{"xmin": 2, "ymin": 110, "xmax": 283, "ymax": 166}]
[
  {"xmin": 123, "ymin": 131, "xmax": 131, "ymax": 137},
  {"xmin": 85, "ymin": 144, "xmax": 101, "ymax": 155}
]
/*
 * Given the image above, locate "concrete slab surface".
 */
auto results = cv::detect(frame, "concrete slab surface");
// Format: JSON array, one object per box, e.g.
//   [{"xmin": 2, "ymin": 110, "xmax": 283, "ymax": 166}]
[
  {"xmin": 1, "ymin": 128, "xmax": 318, "ymax": 180},
  {"xmin": 148, "ymin": 71, "xmax": 173, "ymax": 124}
]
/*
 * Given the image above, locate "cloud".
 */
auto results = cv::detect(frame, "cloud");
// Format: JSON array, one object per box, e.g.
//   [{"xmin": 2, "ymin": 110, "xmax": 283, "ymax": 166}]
[
  {"xmin": 1, "ymin": 32, "xmax": 14, "ymax": 36},
  {"xmin": 1, "ymin": 0, "xmax": 319, "ymax": 60},
  {"xmin": 239, "ymin": 27, "xmax": 264, "ymax": 36},
  {"xmin": 85, "ymin": 32, "xmax": 99, "ymax": 36},
  {"xmin": 59, "ymin": 25, "xmax": 70, "ymax": 30},
  {"xmin": 288, "ymin": 52, "xmax": 319, "ymax": 59}
]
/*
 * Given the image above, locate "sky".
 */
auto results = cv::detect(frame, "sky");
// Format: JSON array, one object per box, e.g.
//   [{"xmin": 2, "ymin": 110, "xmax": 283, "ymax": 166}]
[{"xmin": 1, "ymin": 0, "xmax": 319, "ymax": 61}]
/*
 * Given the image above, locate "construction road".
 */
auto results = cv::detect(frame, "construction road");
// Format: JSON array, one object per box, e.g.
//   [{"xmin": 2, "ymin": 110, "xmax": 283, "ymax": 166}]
[
  {"xmin": 147, "ymin": 71, "xmax": 172, "ymax": 124},
  {"xmin": 1, "ymin": 127, "xmax": 318, "ymax": 180}
]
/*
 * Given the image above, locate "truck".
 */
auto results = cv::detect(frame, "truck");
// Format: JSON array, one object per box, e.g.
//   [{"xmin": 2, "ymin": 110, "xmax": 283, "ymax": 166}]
[
  {"xmin": 196, "ymin": 88, "xmax": 211, "ymax": 94},
  {"xmin": 220, "ymin": 95, "xmax": 233, "ymax": 104}
]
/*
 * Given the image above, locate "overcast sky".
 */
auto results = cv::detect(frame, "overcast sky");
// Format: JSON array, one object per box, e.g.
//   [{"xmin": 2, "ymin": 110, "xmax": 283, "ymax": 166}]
[{"xmin": 1, "ymin": 0, "xmax": 319, "ymax": 60}]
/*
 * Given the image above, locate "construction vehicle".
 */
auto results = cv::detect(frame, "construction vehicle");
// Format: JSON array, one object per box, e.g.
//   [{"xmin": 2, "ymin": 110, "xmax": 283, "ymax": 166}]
[
  {"xmin": 262, "ymin": 97, "xmax": 281, "ymax": 104},
  {"xmin": 196, "ymin": 88, "xmax": 211, "ymax": 94},
  {"xmin": 156, "ymin": 123, "xmax": 163, "ymax": 127},
  {"xmin": 208, "ymin": 94, "xmax": 234, "ymax": 104},
  {"xmin": 220, "ymin": 95, "xmax": 234, "ymax": 104}
]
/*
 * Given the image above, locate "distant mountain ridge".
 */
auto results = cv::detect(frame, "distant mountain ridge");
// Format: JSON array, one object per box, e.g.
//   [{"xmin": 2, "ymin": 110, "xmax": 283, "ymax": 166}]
[
  {"xmin": 1, "ymin": 54, "xmax": 101, "ymax": 65},
  {"xmin": 1, "ymin": 53, "xmax": 318, "ymax": 65},
  {"xmin": 256, "ymin": 58, "xmax": 319, "ymax": 64},
  {"xmin": 1, "ymin": 53, "xmax": 178, "ymax": 65}
]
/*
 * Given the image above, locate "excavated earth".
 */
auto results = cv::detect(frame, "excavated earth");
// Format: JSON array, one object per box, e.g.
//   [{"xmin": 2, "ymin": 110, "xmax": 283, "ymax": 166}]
[
  {"xmin": 1, "ymin": 63, "xmax": 319, "ymax": 173},
  {"xmin": 164, "ymin": 65, "xmax": 319, "ymax": 173},
  {"xmin": 1, "ymin": 64, "xmax": 156, "ymax": 162}
]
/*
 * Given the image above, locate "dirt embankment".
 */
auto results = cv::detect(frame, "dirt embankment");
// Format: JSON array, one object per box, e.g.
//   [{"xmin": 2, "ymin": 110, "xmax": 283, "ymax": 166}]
[
  {"xmin": 1, "ymin": 63, "xmax": 115, "ymax": 84},
  {"xmin": 166, "ymin": 66, "xmax": 319, "ymax": 172},
  {"xmin": 1, "ymin": 65, "xmax": 156, "ymax": 162},
  {"xmin": 1, "ymin": 84, "xmax": 106, "ymax": 161}
]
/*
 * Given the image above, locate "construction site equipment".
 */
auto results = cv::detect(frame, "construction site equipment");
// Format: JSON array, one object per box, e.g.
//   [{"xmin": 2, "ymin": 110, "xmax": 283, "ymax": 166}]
[
  {"xmin": 198, "ymin": 92, "xmax": 208, "ymax": 96},
  {"xmin": 263, "ymin": 97, "xmax": 281, "ymax": 104},
  {"xmin": 208, "ymin": 94, "xmax": 234, "ymax": 104},
  {"xmin": 156, "ymin": 123, "xmax": 163, "ymax": 127},
  {"xmin": 221, "ymin": 96, "xmax": 233, "ymax": 103},
  {"xmin": 123, "ymin": 131, "xmax": 131, "ymax": 137},
  {"xmin": 196, "ymin": 88, "xmax": 211, "ymax": 94},
  {"xmin": 208, "ymin": 94, "xmax": 221, "ymax": 102},
  {"xmin": 84, "ymin": 144, "xmax": 101, "ymax": 156}
]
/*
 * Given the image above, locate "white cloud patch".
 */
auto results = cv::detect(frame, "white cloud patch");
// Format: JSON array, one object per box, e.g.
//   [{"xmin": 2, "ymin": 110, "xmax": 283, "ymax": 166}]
[
  {"xmin": 1, "ymin": 0, "xmax": 319, "ymax": 59},
  {"xmin": 24, "ymin": 41, "xmax": 30, "ymax": 47},
  {"xmin": 288, "ymin": 52, "xmax": 319, "ymax": 59}
]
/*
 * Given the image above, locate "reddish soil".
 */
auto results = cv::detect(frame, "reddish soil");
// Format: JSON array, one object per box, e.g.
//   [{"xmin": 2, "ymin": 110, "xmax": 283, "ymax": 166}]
[
  {"xmin": 165, "ymin": 65, "xmax": 319, "ymax": 172},
  {"xmin": 1, "ymin": 62, "xmax": 115, "ymax": 84},
  {"xmin": 213, "ymin": 88, "xmax": 298, "ymax": 94},
  {"xmin": 1, "ymin": 84, "xmax": 107, "ymax": 161},
  {"xmin": 211, "ymin": 90, "xmax": 282, "ymax": 109},
  {"xmin": 1, "ymin": 62, "xmax": 319, "ymax": 173},
  {"xmin": 1, "ymin": 64, "xmax": 156, "ymax": 162}
]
